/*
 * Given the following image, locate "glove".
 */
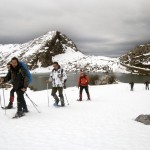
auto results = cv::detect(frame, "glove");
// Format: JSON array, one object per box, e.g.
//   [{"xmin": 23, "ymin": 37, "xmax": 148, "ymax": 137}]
[{"xmin": 64, "ymin": 79, "xmax": 67, "ymax": 83}]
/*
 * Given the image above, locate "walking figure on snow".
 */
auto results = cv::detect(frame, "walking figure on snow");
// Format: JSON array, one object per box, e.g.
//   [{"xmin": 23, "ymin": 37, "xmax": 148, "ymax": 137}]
[
  {"xmin": 4, "ymin": 62, "xmax": 16, "ymax": 109},
  {"xmin": 78, "ymin": 70, "xmax": 90, "ymax": 101},
  {"xmin": 144, "ymin": 81, "xmax": 149, "ymax": 90},
  {"xmin": 2, "ymin": 57, "xmax": 29, "ymax": 117},
  {"xmin": 47, "ymin": 62, "xmax": 67, "ymax": 107},
  {"xmin": 129, "ymin": 81, "xmax": 134, "ymax": 91}
]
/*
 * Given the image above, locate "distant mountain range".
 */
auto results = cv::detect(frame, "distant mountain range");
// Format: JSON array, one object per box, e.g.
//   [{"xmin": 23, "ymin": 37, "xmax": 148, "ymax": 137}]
[
  {"xmin": 119, "ymin": 43, "xmax": 150, "ymax": 74},
  {"xmin": 0, "ymin": 31, "xmax": 150, "ymax": 74}
]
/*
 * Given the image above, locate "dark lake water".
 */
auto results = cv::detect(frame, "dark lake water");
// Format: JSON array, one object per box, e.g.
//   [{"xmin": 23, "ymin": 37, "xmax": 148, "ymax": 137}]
[{"xmin": 30, "ymin": 72, "xmax": 150, "ymax": 91}]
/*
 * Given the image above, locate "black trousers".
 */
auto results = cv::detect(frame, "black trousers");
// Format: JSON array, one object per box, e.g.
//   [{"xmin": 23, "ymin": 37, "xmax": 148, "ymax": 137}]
[
  {"xmin": 16, "ymin": 89, "xmax": 28, "ymax": 112},
  {"xmin": 79, "ymin": 85, "xmax": 90, "ymax": 99},
  {"xmin": 145, "ymin": 85, "xmax": 149, "ymax": 90}
]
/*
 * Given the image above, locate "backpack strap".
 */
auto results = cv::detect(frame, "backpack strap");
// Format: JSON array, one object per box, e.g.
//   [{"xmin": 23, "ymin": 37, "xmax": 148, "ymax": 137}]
[{"xmin": 19, "ymin": 67, "xmax": 25, "ymax": 78}]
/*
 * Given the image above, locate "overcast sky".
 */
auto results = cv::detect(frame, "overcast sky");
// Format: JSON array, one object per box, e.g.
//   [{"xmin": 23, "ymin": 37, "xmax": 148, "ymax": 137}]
[{"xmin": 0, "ymin": 0, "xmax": 150, "ymax": 57}]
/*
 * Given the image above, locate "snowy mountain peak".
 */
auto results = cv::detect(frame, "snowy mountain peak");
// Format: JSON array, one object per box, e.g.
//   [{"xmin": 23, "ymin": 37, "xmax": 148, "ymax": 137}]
[
  {"xmin": 0, "ymin": 31, "xmax": 124, "ymax": 74},
  {"xmin": 0, "ymin": 31, "xmax": 79, "ymax": 70}
]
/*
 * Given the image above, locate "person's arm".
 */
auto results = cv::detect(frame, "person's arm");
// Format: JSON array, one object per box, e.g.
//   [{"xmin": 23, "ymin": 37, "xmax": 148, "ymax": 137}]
[
  {"xmin": 49, "ymin": 71, "xmax": 53, "ymax": 82},
  {"xmin": 62, "ymin": 70, "xmax": 67, "ymax": 88},
  {"xmin": 20, "ymin": 68, "xmax": 30, "ymax": 89},
  {"xmin": 62, "ymin": 70, "xmax": 67, "ymax": 82},
  {"xmin": 2, "ymin": 70, "xmax": 11, "ymax": 83}
]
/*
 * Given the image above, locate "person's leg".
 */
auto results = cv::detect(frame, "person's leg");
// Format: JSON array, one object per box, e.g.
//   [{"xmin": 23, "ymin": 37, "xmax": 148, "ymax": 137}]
[
  {"xmin": 15, "ymin": 90, "xmax": 24, "ymax": 117},
  {"xmin": 58, "ymin": 87, "xmax": 64, "ymax": 106},
  {"xmin": 6, "ymin": 88, "xmax": 15, "ymax": 109},
  {"xmin": 131, "ymin": 85, "xmax": 133, "ymax": 91},
  {"xmin": 22, "ymin": 95, "xmax": 28, "ymax": 113},
  {"xmin": 79, "ymin": 86, "xmax": 84, "ymax": 101},
  {"xmin": 85, "ymin": 86, "xmax": 90, "ymax": 100},
  {"xmin": 10, "ymin": 88, "xmax": 15, "ymax": 103},
  {"xmin": 51, "ymin": 87, "xmax": 59, "ymax": 105}
]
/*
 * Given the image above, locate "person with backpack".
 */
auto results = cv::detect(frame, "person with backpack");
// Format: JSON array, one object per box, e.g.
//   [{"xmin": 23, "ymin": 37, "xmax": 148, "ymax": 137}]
[
  {"xmin": 78, "ymin": 70, "xmax": 90, "ymax": 101},
  {"xmin": 3, "ymin": 57, "xmax": 30, "ymax": 117},
  {"xmin": 46, "ymin": 62, "xmax": 67, "ymax": 107},
  {"xmin": 4, "ymin": 60, "xmax": 32, "ymax": 110}
]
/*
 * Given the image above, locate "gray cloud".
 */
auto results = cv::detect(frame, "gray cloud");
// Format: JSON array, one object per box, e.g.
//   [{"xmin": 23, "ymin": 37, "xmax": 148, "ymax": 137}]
[{"xmin": 0, "ymin": 0, "xmax": 150, "ymax": 57}]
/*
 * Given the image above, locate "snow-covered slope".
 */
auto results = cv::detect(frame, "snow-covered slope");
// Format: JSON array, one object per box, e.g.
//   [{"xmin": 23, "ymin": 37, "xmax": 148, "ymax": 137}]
[
  {"xmin": 0, "ymin": 83, "xmax": 150, "ymax": 150},
  {"xmin": 0, "ymin": 31, "xmax": 126, "ymax": 73}
]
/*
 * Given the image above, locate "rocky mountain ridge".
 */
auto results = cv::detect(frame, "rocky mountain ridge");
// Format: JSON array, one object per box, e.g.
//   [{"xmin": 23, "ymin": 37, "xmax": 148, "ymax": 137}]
[
  {"xmin": 0, "ymin": 31, "xmax": 78, "ymax": 70},
  {"xmin": 119, "ymin": 43, "xmax": 150, "ymax": 74},
  {"xmin": 0, "ymin": 31, "xmax": 121, "ymax": 73}
]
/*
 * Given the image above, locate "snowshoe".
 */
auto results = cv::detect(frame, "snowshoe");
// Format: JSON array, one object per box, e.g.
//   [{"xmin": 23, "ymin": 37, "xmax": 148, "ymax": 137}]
[
  {"xmin": 53, "ymin": 103, "xmax": 60, "ymax": 107},
  {"xmin": 53, "ymin": 103, "xmax": 65, "ymax": 107},
  {"xmin": 4, "ymin": 102, "xmax": 13, "ymax": 109},
  {"xmin": 12, "ymin": 111, "xmax": 25, "ymax": 119}
]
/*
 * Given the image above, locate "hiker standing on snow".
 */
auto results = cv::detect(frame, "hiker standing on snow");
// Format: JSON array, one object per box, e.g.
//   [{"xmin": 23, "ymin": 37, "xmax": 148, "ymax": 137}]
[
  {"xmin": 78, "ymin": 70, "xmax": 90, "ymax": 101},
  {"xmin": 129, "ymin": 81, "xmax": 134, "ymax": 91},
  {"xmin": 2, "ymin": 57, "xmax": 29, "ymax": 117},
  {"xmin": 144, "ymin": 81, "xmax": 149, "ymax": 90},
  {"xmin": 4, "ymin": 62, "xmax": 16, "ymax": 109},
  {"xmin": 47, "ymin": 62, "xmax": 67, "ymax": 107}
]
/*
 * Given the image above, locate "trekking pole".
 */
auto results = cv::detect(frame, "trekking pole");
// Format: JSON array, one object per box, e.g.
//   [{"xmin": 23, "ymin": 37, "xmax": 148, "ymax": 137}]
[
  {"xmin": 63, "ymin": 89, "xmax": 69, "ymax": 105},
  {"xmin": 2, "ymin": 84, "xmax": 6, "ymax": 115},
  {"xmin": 25, "ymin": 93, "xmax": 38, "ymax": 106},
  {"xmin": 25, "ymin": 92, "xmax": 40, "ymax": 113},
  {"xmin": 46, "ymin": 83, "xmax": 50, "ymax": 107}
]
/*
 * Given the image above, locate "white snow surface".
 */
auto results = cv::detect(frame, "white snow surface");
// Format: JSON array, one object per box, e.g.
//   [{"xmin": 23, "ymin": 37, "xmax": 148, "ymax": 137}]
[{"xmin": 0, "ymin": 83, "xmax": 150, "ymax": 150}]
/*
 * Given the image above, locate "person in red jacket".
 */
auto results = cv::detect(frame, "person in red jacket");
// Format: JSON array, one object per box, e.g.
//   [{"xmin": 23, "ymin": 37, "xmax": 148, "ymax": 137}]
[{"xmin": 78, "ymin": 70, "xmax": 90, "ymax": 101}]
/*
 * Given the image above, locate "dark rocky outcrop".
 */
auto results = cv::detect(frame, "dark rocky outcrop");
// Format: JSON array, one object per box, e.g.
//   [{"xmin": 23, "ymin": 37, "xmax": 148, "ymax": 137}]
[
  {"xmin": 23, "ymin": 31, "xmax": 78, "ymax": 70},
  {"xmin": 135, "ymin": 114, "xmax": 150, "ymax": 125}
]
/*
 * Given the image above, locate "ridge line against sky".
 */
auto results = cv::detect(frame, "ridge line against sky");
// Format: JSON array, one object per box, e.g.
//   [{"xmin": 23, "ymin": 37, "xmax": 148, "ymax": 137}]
[{"xmin": 0, "ymin": 0, "xmax": 150, "ymax": 57}]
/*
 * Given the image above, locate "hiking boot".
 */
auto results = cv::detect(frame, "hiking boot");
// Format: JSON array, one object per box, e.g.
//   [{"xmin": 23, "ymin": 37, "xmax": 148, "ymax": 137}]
[
  {"xmin": 53, "ymin": 95, "xmax": 59, "ymax": 105},
  {"xmin": 60, "ymin": 97, "xmax": 65, "ymax": 107},
  {"xmin": 61, "ymin": 101, "xmax": 65, "ymax": 107},
  {"xmin": 5, "ymin": 102, "xmax": 13, "ymax": 109},
  {"xmin": 77, "ymin": 99, "xmax": 82, "ymax": 101},
  {"xmin": 23, "ymin": 109, "xmax": 29, "ymax": 113},
  {"xmin": 53, "ymin": 102, "xmax": 59, "ymax": 106},
  {"xmin": 14, "ymin": 111, "xmax": 24, "ymax": 118}
]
